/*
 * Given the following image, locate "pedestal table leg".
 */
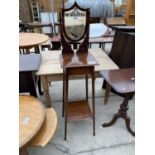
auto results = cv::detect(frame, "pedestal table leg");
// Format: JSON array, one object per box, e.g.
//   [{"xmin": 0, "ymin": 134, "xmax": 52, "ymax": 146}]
[{"xmin": 102, "ymin": 94, "xmax": 135, "ymax": 136}]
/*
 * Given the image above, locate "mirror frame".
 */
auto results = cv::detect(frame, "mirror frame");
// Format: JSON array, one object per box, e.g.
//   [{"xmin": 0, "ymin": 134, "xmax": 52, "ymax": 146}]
[
  {"xmin": 60, "ymin": 2, "xmax": 90, "ymax": 55},
  {"xmin": 62, "ymin": 2, "xmax": 89, "ymax": 42}
]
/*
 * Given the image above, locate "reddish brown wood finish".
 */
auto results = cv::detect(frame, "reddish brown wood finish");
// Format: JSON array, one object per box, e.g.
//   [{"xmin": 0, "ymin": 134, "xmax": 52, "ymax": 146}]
[
  {"xmin": 60, "ymin": 2, "xmax": 90, "ymax": 54},
  {"xmin": 61, "ymin": 52, "xmax": 98, "ymax": 140},
  {"xmin": 60, "ymin": 53, "xmax": 98, "ymax": 69},
  {"xmin": 100, "ymin": 68, "xmax": 135, "ymax": 94},
  {"xmin": 67, "ymin": 100, "xmax": 92, "ymax": 121},
  {"xmin": 100, "ymin": 68, "xmax": 135, "ymax": 136}
]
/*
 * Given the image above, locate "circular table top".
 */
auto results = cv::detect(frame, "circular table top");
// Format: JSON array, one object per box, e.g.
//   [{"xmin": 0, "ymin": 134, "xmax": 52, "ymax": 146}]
[
  {"xmin": 19, "ymin": 95, "xmax": 45, "ymax": 148},
  {"xmin": 19, "ymin": 32, "xmax": 49, "ymax": 48}
]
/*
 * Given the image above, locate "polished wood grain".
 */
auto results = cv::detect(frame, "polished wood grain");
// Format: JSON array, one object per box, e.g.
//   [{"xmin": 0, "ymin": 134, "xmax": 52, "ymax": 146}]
[
  {"xmin": 61, "ymin": 50, "xmax": 97, "ymax": 140},
  {"xmin": 19, "ymin": 32, "xmax": 49, "ymax": 49},
  {"xmin": 100, "ymin": 68, "xmax": 135, "ymax": 94},
  {"xmin": 19, "ymin": 95, "xmax": 45, "ymax": 148},
  {"xmin": 30, "ymin": 108, "xmax": 57, "ymax": 147},
  {"xmin": 67, "ymin": 100, "xmax": 92, "ymax": 121},
  {"xmin": 60, "ymin": 53, "xmax": 98, "ymax": 68}
]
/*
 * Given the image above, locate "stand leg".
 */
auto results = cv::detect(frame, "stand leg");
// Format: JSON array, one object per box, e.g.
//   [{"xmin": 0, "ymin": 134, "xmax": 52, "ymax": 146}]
[
  {"xmin": 92, "ymin": 68, "xmax": 95, "ymax": 136},
  {"xmin": 62, "ymin": 71, "xmax": 65, "ymax": 117},
  {"xmin": 64, "ymin": 71, "xmax": 68, "ymax": 140},
  {"xmin": 86, "ymin": 75, "xmax": 88, "ymax": 101},
  {"xmin": 102, "ymin": 94, "xmax": 135, "ymax": 136}
]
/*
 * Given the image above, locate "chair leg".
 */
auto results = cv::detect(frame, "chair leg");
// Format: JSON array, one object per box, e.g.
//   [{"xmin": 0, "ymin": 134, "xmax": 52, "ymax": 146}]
[{"xmin": 104, "ymin": 83, "xmax": 111, "ymax": 105}]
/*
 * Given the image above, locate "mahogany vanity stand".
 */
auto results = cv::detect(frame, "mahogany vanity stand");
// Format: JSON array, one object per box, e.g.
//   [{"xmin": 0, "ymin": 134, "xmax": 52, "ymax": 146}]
[
  {"xmin": 100, "ymin": 68, "xmax": 135, "ymax": 136},
  {"xmin": 60, "ymin": 2, "xmax": 98, "ymax": 140},
  {"xmin": 60, "ymin": 53, "xmax": 98, "ymax": 140}
]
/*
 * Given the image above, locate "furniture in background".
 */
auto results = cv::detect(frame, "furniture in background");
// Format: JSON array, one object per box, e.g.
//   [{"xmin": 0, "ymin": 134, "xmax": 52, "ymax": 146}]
[
  {"xmin": 31, "ymin": 0, "xmax": 40, "ymax": 22},
  {"xmin": 19, "ymin": 32, "xmax": 49, "ymax": 95},
  {"xmin": 106, "ymin": 0, "xmax": 135, "ymax": 26},
  {"xmin": 50, "ymin": 23, "xmax": 115, "ymax": 51},
  {"xmin": 19, "ymin": 21, "xmax": 30, "ymax": 32},
  {"xmin": 89, "ymin": 17, "xmax": 100, "ymax": 23},
  {"xmin": 19, "ymin": 54, "xmax": 41, "ymax": 97},
  {"xmin": 111, "ymin": 0, "xmax": 127, "ymax": 16},
  {"xmin": 27, "ymin": 22, "xmax": 54, "ymax": 50},
  {"xmin": 103, "ymin": 30, "xmax": 135, "ymax": 104},
  {"xmin": 64, "ymin": 0, "xmax": 113, "ymax": 20},
  {"xmin": 19, "ymin": 33, "xmax": 49, "ymax": 95},
  {"xmin": 40, "ymin": 11, "xmax": 58, "ymax": 34},
  {"xmin": 89, "ymin": 23, "xmax": 113, "ymax": 49},
  {"xmin": 110, "ymin": 25, "xmax": 135, "ymax": 32},
  {"xmin": 19, "ymin": 32, "xmax": 49, "ymax": 54},
  {"xmin": 100, "ymin": 68, "xmax": 135, "ymax": 136},
  {"xmin": 20, "ymin": 95, "xmax": 57, "ymax": 155}
]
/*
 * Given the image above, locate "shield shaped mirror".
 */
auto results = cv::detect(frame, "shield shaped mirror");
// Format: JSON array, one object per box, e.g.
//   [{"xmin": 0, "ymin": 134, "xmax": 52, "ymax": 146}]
[{"xmin": 64, "ymin": 7, "xmax": 86, "ymax": 41}]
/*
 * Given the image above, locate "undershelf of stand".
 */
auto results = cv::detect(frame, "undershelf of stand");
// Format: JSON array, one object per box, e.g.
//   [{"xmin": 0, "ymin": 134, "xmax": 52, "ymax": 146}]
[{"xmin": 67, "ymin": 100, "xmax": 92, "ymax": 121}]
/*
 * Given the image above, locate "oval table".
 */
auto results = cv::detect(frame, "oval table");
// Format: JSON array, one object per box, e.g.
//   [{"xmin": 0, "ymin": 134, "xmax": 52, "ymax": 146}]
[
  {"xmin": 19, "ymin": 32, "xmax": 49, "ymax": 49},
  {"xmin": 19, "ymin": 95, "xmax": 45, "ymax": 149}
]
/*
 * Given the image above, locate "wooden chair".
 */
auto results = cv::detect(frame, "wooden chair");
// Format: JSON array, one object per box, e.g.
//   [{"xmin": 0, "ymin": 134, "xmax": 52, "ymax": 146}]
[
  {"xmin": 106, "ymin": 0, "xmax": 135, "ymax": 26},
  {"xmin": 103, "ymin": 30, "xmax": 135, "ymax": 104},
  {"xmin": 20, "ymin": 108, "xmax": 57, "ymax": 155}
]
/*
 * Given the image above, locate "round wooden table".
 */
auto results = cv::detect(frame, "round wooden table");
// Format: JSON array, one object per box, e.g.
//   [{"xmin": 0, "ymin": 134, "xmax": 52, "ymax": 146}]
[
  {"xmin": 19, "ymin": 32, "xmax": 49, "ymax": 49},
  {"xmin": 19, "ymin": 95, "xmax": 45, "ymax": 148}
]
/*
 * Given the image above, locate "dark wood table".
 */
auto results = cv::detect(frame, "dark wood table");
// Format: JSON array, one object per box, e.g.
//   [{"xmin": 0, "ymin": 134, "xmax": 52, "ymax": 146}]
[
  {"xmin": 110, "ymin": 25, "xmax": 135, "ymax": 32},
  {"xmin": 100, "ymin": 68, "xmax": 135, "ymax": 136},
  {"xmin": 19, "ymin": 54, "xmax": 41, "ymax": 97}
]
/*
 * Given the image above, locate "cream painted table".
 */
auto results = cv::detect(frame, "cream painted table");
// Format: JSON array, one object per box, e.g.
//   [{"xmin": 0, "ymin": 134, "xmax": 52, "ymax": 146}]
[{"xmin": 36, "ymin": 48, "xmax": 119, "ymax": 107}]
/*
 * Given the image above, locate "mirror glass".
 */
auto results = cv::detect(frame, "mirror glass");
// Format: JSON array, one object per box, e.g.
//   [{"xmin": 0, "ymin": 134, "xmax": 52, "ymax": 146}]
[{"xmin": 64, "ymin": 6, "xmax": 86, "ymax": 41}]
